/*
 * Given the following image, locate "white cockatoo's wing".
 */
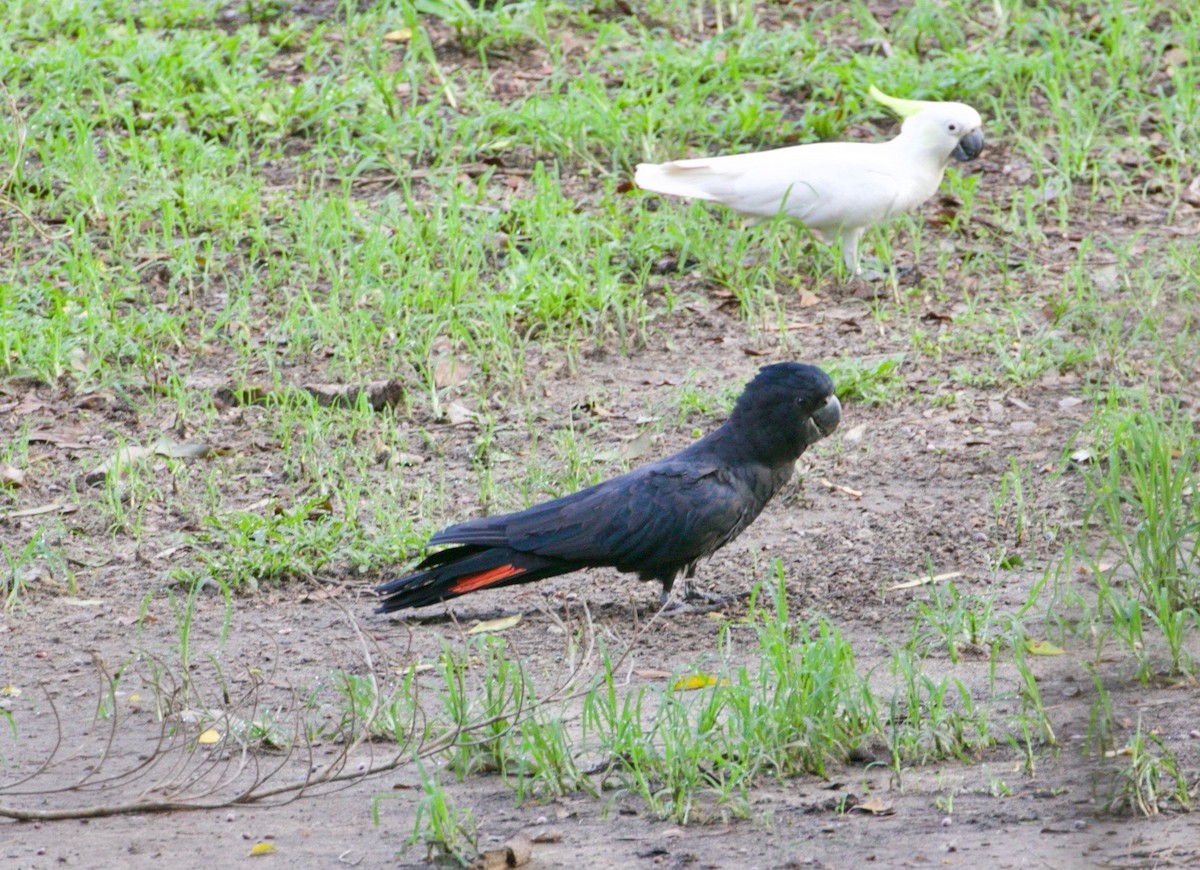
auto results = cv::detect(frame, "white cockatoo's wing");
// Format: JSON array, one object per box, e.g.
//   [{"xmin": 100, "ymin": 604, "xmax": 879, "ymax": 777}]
[{"xmin": 634, "ymin": 86, "xmax": 985, "ymax": 275}]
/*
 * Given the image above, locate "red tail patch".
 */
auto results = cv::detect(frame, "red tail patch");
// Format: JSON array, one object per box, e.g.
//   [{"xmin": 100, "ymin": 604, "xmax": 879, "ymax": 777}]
[{"xmin": 450, "ymin": 564, "xmax": 524, "ymax": 595}]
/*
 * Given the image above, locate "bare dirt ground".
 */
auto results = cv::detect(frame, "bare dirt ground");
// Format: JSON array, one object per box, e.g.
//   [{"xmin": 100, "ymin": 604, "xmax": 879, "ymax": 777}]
[{"xmin": 3, "ymin": 5, "xmax": 1200, "ymax": 870}]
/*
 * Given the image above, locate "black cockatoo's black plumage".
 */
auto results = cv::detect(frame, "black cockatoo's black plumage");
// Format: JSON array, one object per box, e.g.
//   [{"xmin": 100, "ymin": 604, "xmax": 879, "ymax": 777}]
[{"xmin": 375, "ymin": 363, "xmax": 840, "ymax": 613}]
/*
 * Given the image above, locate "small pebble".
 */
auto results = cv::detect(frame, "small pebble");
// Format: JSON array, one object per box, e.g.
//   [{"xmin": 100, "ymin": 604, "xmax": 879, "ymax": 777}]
[{"xmin": 941, "ymin": 816, "xmax": 953, "ymax": 827}]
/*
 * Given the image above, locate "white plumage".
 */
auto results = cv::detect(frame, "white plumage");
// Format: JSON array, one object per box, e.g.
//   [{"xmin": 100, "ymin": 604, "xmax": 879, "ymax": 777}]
[{"xmin": 634, "ymin": 88, "xmax": 985, "ymax": 275}]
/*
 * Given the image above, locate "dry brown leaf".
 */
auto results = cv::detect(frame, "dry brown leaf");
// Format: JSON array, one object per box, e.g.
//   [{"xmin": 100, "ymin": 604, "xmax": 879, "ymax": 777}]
[
  {"xmin": 388, "ymin": 451, "xmax": 427, "ymax": 467},
  {"xmin": 579, "ymin": 396, "xmax": 618, "ymax": 418},
  {"xmin": 478, "ymin": 831, "xmax": 532, "ymax": 869},
  {"xmin": 86, "ymin": 437, "xmax": 213, "ymax": 485},
  {"xmin": 633, "ymin": 668, "xmax": 673, "ymax": 680},
  {"xmin": 433, "ymin": 353, "xmax": 469, "ymax": 389},
  {"xmin": 851, "ymin": 796, "xmax": 895, "ymax": 815},
  {"xmin": 26, "ymin": 429, "xmax": 90, "ymax": 449},
  {"xmin": 3, "ymin": 502, "xmax": 79, "ymax": 519},
  {"xmin": 762, "ymin": 320, "xmax": 819, "ymax": 333},
  {"xmin": 840, "ymin": 424, "xmax": 866, "ymax": 444},
  {"xmin": 445, "ymin": 401, "xmax": 477, "ymax": 426},
  {"xmin": 14, "ymin": 395, "xmax": 46, "ymax": 415},
  {"xmin": 1182, "ymin": 174, "xmax": 1200, "ymax": 207},
  {"xmin": 0, "ymin": 462, "xmax": 25, "ymax": 488},
  {"xmin": 300, "ymin": 583, "xmax": 347, "ymax": 603},
  {"xmin": 85, "ymin": 444, "xmax": 154, "ymax": 485},
  {"xmin": 620, "ymin": 430, "xmax": 654, "ymax": 461}
]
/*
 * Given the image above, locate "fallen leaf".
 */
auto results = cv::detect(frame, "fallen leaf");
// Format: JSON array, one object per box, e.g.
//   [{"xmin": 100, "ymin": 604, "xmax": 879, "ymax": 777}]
[
  {"xmin": 1, "ymin": 684, "xmax": 20, "ymax": 697},
  {"xmin": 433, "ymin": 353, "xmax": 469, "ymax": 389},
  {"xmin": 673, "ymin": 673, "xmax": 720, "ymax": 691},
  {"xmin": 85, "ymin": 436, "xmax": 214, "ymax": 485},
  {"xmin": 840, "ymin": 423, "xmax": 866, "ymax": 444},
  {"xmin": 386, "ymin": 451, "xmax": 427, "ymax": 467},
  {"xmin": 248, "ymin": 842, "xmax": 277, "ymax": 856},
  {"xmin": 197, "ymin": 729, "xmax": 222, "ymax": 745},
  {"xmin": 633, "ymin": 668, "xmax": 672, "ymax": 680},
  {"xmin": 479, "ymin": 831, "xmax": 532, "ymax": 869},
  {"xmin": 796, "ymin": 288, "xmax": 822, "ymax": 307},
  {"xmin": 26, "ymin": 429, "xmax": 90, "ymax": 449},
  {"xmin": 445, "ymin": 401, "xmax": 476, "ymax": 426},
  {"xmin": 13, "ymin": 395, "xmax": 46, "ymax": 415},
  {"xmin": 153, "ymin": 437, "xmax": 212, "ymax": 460},
  {"xmin": 58, "ymin": 598, "xmax": 104, "ymax": 607},
  {"xmin": 466, "ymin": 614, "xmax": 522, "ymax": 635},
  {"xmin": 888, "ymin": 571, "xmax": 963, "ymax": 591},
  {"xmin": 2, "ymin": 502, "xmax": 79, "ymax": 519},
  {"xmin": 300, "ymin": 583, "xmax": 347, "ymax": 603},
  {"xmin": 578, "ymin": 396, "xmax": 618, "ymax": 418},
  {"xmin": 382, "ymin": 27, "xmax": 412, "ymax": 42},
  {"xmin": 0, "ymin": 463, "xmax": 25, "ymax": 487},
  {"xmin": 851, "ymin": 796, "xmax": 895, "ymax": 815},
  {"xmin": 85, "ymin": 444, "xmax": 154, "ymax": 485},
  {"xmin": 849, "ymin": 792, "xmax": 897, "ymax": 816},
  {"xmin": 762, "ymin": 320, "xmax": 819, "ymax": 333},
  {"xmin": 620, "ymin": 430, "xmax": 655, "ymax": 461},
  {"xmin": 1025, "ymin": 639, "xmax": 1066, "ymax": 656},
  {"xmin": 1182, "ymin": 174, "xmax": 1200, "ymax": 207}
]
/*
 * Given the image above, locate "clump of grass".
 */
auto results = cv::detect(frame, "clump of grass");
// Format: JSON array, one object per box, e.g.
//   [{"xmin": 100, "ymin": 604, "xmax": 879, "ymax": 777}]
[
  {"xmin": 1075, "ymin": 403, "xmax": 1200, "ymax": 677},
  {"xmin": 177, "ymin": 497, "xmax": 351, "ymax": 591},
  {"xmin": 822, "ymin": 356, "xmax": 906, "ymax": 406},
  {"xmin": 405, "ymin": 762, "xmax": 478, "ymax": 866},
  {"xmin": 1096, "ymin": 718, "xmax": 1194, "ymax": 816},
  {"xmin": 583, "ymin": 566, "xmax": 879, "ymax": 822}
]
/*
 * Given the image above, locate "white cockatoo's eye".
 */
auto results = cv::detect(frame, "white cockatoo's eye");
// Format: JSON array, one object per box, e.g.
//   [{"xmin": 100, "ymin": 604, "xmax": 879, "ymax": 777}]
[{"xmin": 947, "ymin": 122, "xmax": 960, "ymax": 134}]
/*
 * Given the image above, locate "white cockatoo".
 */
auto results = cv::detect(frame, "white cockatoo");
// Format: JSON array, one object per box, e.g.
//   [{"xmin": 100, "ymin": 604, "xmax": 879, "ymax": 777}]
[{"xmin": 634, "ymin": 86, "xmax": 985, "ymax": 275}]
